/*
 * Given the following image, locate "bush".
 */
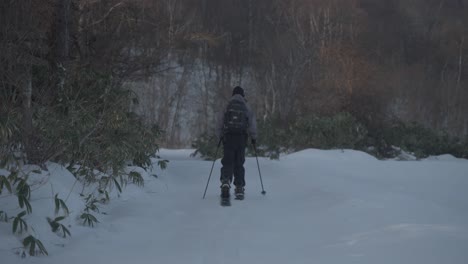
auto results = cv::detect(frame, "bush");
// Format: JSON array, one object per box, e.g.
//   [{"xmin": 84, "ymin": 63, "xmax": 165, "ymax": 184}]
[
  {"xmin": 192, "ymin": 113, "xmax": 467, "ymax": 160},
  {"xmin": 192, "ymin": 113, "xmax": 368, "ymax": 159},
  {"xmin": 191, "ymin": 134, "xmax": 222, "ymax": 160},
  {"xmin": 0, "ymin": 104, "xmax": 21, "ymax": 166},
  {"xmin": 255, "ymin": 117, "xmax": 289, "ymax": 159},
  {"xmin": 290, "ymin": 113, "xmax": 368, "ymax": 150},
  {"xmin": 382, "ymin": 121, "xmax": 468, "ymax": 158},
  {"xmin": 31, "ymin": 70, "xmax": 162, "ymax": 179},
  {"xmin": 256, "ymin": 113, "xmax": 367, "ymax": 157},
  {"xmin": 1, "ymin": 71, "xmax": 163, "ymax": 258}
]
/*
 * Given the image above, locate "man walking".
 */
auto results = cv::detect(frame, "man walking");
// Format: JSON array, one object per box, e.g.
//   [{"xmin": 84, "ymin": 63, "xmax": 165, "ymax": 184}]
[{"xmin": 217, "ymin": 86, "xmax": 257, "ymax": 200}]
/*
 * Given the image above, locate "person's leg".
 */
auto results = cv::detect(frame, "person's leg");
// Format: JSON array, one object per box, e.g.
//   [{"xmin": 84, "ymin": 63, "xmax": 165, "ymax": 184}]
[
  {"xmin": 233, "ymin": 135, "xmax": 247, "ymax": 189},
  {"xmin": 220, "ymin": 138, "xmax": 235, "ymax": 186},
  {"xmin": 233, "ymin": 149, "xmax": 245, "ymax": 187}
]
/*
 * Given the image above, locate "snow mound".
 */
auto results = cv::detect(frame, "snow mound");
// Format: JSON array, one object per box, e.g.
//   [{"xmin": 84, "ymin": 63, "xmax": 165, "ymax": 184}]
[
  {"xmin": 282, "ymin": 148, "xmax": 378, "ymax": 162},
  {"xmin": 424, "ymin": 154, "xmax": 468, "ymax": 162}
]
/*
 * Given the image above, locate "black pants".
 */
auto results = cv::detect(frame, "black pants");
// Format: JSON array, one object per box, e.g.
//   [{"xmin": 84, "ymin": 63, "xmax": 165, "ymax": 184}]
[{"xmin": 220, "ymin": 134, "xmax": 247, "ymax": 187}]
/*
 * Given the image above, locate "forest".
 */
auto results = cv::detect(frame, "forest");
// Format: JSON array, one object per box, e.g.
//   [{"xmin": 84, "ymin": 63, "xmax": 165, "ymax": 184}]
[
  {"xmin": 1, "ymin": 0, "xmax": 468, "ymax": 258},
  {"xmin": 1, "ymin": 0, "xmax": 468, "ymax": 167}
]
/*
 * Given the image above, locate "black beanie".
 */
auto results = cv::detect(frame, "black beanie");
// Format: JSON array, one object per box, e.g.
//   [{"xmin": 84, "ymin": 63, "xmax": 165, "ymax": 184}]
[{"xmin": 232, "ymin": 86, "xmax": 245, "ymax": 97}]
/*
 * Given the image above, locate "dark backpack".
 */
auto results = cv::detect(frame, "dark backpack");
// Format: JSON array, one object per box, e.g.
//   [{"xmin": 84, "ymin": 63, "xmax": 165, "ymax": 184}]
[{"xmin": 223, "ymin": 100, "xmax": 249, "ymax": 134}]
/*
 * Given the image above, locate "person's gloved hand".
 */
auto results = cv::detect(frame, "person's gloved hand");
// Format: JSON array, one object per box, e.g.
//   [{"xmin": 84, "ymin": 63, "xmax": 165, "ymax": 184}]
[{"xmin": 251, "ymin": 139, "xmax": 256, "ymax": 145}]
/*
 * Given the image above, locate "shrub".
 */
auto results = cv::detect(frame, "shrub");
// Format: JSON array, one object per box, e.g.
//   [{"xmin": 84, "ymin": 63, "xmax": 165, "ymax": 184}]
[
  {"xmin": 1, "ymin": 70, "xmax": 163, "ymax": 257},
  {"xmin": 382, "ymin": 121, "xmax": 468, "ymax": 158},
  {"xmin": 290, "ymin": 113, "xmax": 367, "ymax": 150},
  {"xmin": 22, "ymin": 235, "xmax": 48, "ymax": 256},
  {"xmin": 191, "ymin": 134, "xmax": 223, "ymax": 160},
  {"xmin": 0, "ymin": 105, "xmax": 21, "ymax": 166},
  {"xmin": 32, "ymin": 70, "xmax": 162, "ymax": 181},
  {"xmin": 192, "ymin": 113, "xmax": 368, "ymax": 159},
  {"xmin": 256, "ymin": 117, "xmax": 289, "ymax": 159},
  {"xmin": 192, "ymin": 112, "xmax": 467, "ymax": 160}
]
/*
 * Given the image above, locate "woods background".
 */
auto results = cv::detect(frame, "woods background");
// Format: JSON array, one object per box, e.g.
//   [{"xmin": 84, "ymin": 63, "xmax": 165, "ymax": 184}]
[
  {"xmin": 2, "ymin": 1, "xmax": 467, "ymax": 257},
  {"xmin": 1, "ymin": 0, "xmax": 467, "ymax": 161}
]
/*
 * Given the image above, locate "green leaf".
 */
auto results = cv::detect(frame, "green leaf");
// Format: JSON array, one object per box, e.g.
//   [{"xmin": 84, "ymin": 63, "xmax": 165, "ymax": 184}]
[
  {"xmin": 16, "ymin": 179, "xmax": 31, "ymax": 199},
  {"xmin": 13, "ymin": 211, "xmax": 27, "ymax": 234},
  {"xmin": 3, "ymin": 177, "xmax": 12, "ymax": 193},
  {"xmin": 61, "ymin": 225, "xmax": 71, "ymax": 238},
  {"xmin": 47, "ymin": 217, "xmax": 71, "ymax": 238},
  {"xmin": 60, "ymin": 200, "xmax": 69, "ymax": 216},
  {"xmin": 22, "ymin": 235, "xmax": 32, "ymax": 248},
  {"xmin": 29, "ymin": 240, "xmax": 36, "ymax": 256},
  {"xmin": 87, "ymin": 214, "xmax": 98, "ymax": 222},
  {"xmin": 21, "ymin": 220, "xmax": 28, "ymax": 232},
  {"xmin": 12, "ymin": 217, "xmax": 18, "ymax": 233},
  {"xmin": 0, "ymin": 176, "xmax": 12, "ymax": 194},
  {"xmin": 22, "ymin": 235, "xmax": 48, "ymax": 256},
  {"xmin": 113, "ymin": 178, "xmax": 122, "ymax": 193},
  {"xmin": 80, "ymin": 213, "xmax": 99, "ymax": 227},
  {"xmin": 54, "ymin": 194, "xmax": 60, "ymax": 215},
  {"xmin": 55, "ymin": 216, "xmax": 66, "ymax": 222},
  {"xmin": 0, "ymin": 211, "xmax": 8, "ymax": 222},
  {"xmin": 129, "ymin": 171, "xmax": 144, "ymax": 187},
  {"xmin": 158, "ymin": 160, "xmax": 169, "ymax": 170},
  {"xmin": 23, "ymin": 198, "xmax": 32, "ymax": 214},
  {"xmin": 54, "ymin": 194, "xmax": 69, "ymax": 216},
  {"xmin": 7, "ymin": 171, "xmax": 18, "ymax": 182},
  {"xmin": 47, "ymin": 217, "xmax": 60, "ymax": 232},
  {"xmin": 35, "ymin": 239, "xmax": 48, "ymax": 256},
  {"xmin": 18, "ymin": 195, "xmax": 24, "ymax": 208},
  {"xmin": 25, "ymin": 199, "xmax": 32, "ymax": 214},
  {"xmin": 18, "ymin": 196, "xmax": 32, "ymax": 214},
  {"xmin": 129, "ymin": 171, "xmax": 140, "ymax": 178}
]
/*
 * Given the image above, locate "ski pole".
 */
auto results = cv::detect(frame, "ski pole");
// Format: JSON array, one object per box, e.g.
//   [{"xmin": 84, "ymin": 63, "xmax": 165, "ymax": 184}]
[
  {"xmin": 202, "ymin": 138, "xmax": 222, "ymax": 199},
  {"xmin": 253, "ymin": 143, "xmax": 266, "ymax": 195}
]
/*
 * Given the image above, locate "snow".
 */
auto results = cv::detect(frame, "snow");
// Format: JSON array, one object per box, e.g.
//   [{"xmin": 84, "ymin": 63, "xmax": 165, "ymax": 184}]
[{"xmin": 1, "ymin": 148, "xmax": 468, "ymax": 264}]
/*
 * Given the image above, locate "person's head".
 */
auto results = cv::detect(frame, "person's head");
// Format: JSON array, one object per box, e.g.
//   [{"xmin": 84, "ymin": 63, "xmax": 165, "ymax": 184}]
[{"xmin": 232, "ymin": 86, "xmax": 245, "ymax": 97}]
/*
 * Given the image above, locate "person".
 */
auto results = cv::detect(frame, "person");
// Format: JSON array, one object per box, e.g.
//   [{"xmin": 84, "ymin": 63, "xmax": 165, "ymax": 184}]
[{"xmin": 217, "ymin": 86, "xmax": 257, "ymax": 199}]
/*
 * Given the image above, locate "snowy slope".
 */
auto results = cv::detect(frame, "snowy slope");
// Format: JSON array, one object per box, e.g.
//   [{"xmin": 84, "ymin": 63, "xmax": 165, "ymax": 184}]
[{"xmin": 1, "ymin": 149, "xmax": 468, "ymax": 264}]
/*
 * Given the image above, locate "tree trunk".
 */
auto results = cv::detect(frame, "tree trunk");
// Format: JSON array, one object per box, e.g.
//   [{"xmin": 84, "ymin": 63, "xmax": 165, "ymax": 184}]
[
  {"xmin": 51, "ymin": 0, "xmax": 72, "ymax": 92},
  {"xmin": 20, "ymin": 65, "xmax": 33, "ymax": 162}
]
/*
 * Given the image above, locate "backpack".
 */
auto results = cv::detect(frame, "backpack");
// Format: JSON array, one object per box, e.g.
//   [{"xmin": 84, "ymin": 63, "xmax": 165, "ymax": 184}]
[{"xmin": 223, "ymin": 100, "xmax": 249, "ymax": 134}]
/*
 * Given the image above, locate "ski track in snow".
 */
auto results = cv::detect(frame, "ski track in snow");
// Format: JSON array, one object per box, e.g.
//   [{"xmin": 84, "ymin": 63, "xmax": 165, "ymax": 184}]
[{"xmin": 2, "ymin": 148, "xmax": 468, "ymax": 264}]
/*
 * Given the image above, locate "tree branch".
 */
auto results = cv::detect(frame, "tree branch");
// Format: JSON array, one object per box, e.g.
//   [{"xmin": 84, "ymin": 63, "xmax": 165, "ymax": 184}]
[{"xmin": 82, "ymin": 1, "xmax": 125, "ymax": 30}]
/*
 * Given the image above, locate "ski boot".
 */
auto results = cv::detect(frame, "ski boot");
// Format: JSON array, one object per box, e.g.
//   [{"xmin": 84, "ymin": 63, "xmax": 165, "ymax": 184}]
[
  {"xmin": 234, "ymin": 186, "xmax": 244, "ymax": 200},
  {"xmin": 220, "ymin": 183, "xmax": 230, "ymax": 199},
  {"xmin": 220, "ymin": 183, "xmax": 231, "ymax": 206}
]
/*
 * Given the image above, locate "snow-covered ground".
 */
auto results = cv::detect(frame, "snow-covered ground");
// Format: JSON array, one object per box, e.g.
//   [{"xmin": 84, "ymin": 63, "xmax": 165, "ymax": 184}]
[{"xmin": 1, "ymin": 148, "xmax": 468, "ymax": 264}]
